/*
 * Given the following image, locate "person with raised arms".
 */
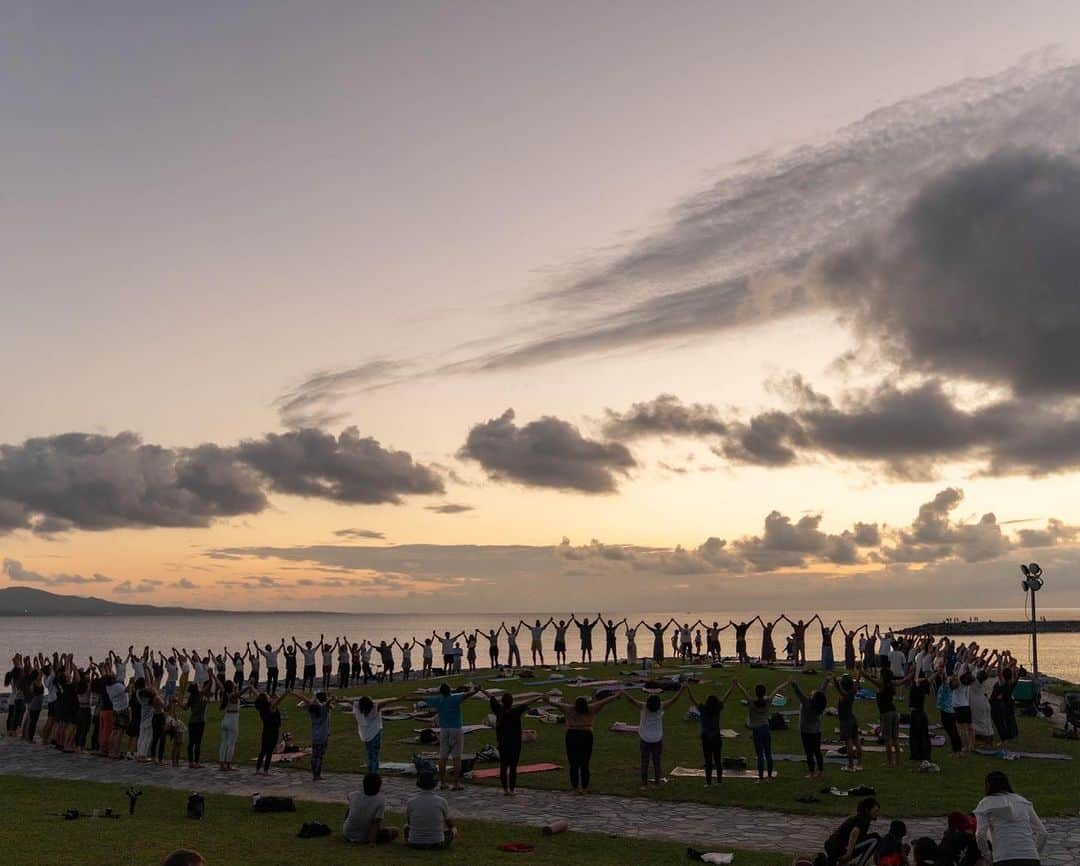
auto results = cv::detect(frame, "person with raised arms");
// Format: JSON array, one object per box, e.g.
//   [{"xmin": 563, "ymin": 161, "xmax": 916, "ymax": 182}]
[
  {"xmin": 352, "ymin": 694, "xmax": 397, "ymax": 773},
  {"xmin": 522, "ymin": 617, "xmax": 554, "ymax": 667},
  {"xmin": 552, "ymin": 620, "xmax": 570, "ymax": 666},
  {"xmin": 545, "ymin": 689, "xmax": 622, "ymax": 795},
  {"xmin": 253, "ymin": 687, "xmax": 296, "ymax": 775},
  {"xmin": 394, "ymin": 638, "xmax": 415, "ymax": 680},
  {"xmin": 686, "ymin": 680, "xmax": 738, "ymax": 786},
  {"xmin": 624, "ymin": 684, "xmax": 686, "ymax": 790},
  {"xmin": 570, "ymin": 613, "xmax": 602, "ymax": 664},
  {"xmin": 734, "ymin": 678, "xmax": 786, "ymax": 782},
  {"xmin": 283, "ymin": 639, "xmax": 298, "ymax": 692},
  {"xmin": 602, "ymin": 617, "xmax": 627, "ymax": 664},
  {"xmin": 481, "ymin": 626, "xmax": 504, "ymax": 669},
  {"xmin": 624, "ymin": 621, "xmax": 639, "ymax": 665},
  {"xmin": 256, "ymin": 640, "xmax": 283, "ymax": 695},
  {"xmin": 641, "ymin": 618, "xmax": 678, "ymax": 666},
  {"xmin": 505, "ymin": 622, "xmax": 522, "ymax": 669},
  {"xmin": 730, "ymin": 617, "xmax": 760, "ymax": 665},
  {"xmin": 433, "ymin": 629, "xmax": 466, "ymax": 673},
  {"xmin": 422, "ymin": 682, "xmax": 479, "ymax": 790},
  {"xmin": 293, "ymin": 635, "xmax": 319, "ymax": 693},
  {"xmin": 477, "ymin": 688, "xmax": 544, "ymax": 795}
]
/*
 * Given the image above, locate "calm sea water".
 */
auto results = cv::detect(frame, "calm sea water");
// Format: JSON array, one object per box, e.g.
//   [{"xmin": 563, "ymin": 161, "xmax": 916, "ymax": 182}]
[{"xmin": 3, "ymin": 608, "xmax": 1077, "ymax": 681}]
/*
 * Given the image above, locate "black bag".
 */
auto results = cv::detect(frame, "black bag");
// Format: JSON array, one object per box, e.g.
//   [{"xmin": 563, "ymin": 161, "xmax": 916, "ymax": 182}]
[
  {"xmin": 297, "ymin": 821, "xmax": 331, "ymax": 838},
  {"xmin": 722, "ymin": 756, "xmax": 747, "ymax": 770},
  {"xmin": 254, "ymin": 796, "xmax": 296, "ymax": 813},
  {"xmin": 768, "ymin": 712, "xmax": 788, "ymax": 731},
  {"xmin": 186, "ymin": 793, "xmax": 205, "ymax": 820},
  {"xmin": 419, "ymin": 728, "xmax": 438, "ymax": 744}
]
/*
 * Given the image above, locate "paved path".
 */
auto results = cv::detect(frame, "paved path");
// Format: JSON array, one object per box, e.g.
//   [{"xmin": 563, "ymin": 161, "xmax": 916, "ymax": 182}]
[{"xmin": 1, "ymin": 738, "xmax": 1077, "ymax": 863}]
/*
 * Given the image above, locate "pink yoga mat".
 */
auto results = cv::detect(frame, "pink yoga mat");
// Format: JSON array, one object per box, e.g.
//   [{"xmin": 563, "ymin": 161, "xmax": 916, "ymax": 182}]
[{"xmin": 471, "ymin": 762, "xmax": 561, "ymax": 779}]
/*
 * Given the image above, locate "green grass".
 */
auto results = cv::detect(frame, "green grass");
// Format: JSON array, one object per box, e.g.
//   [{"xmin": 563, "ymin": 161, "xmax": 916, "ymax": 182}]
[
  {"xmin": 178, "ymin": 663, "xmax": 1079, "ymax": 817},
  {"xmin": 0, "ymin": 775, "xmax": 791, "ymax": 866}
]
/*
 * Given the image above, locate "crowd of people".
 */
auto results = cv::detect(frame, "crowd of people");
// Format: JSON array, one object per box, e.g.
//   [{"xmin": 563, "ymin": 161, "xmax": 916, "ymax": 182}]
[{"xmin": 2, "ymin": 614, "xmax": 1044, "ymax": 864}]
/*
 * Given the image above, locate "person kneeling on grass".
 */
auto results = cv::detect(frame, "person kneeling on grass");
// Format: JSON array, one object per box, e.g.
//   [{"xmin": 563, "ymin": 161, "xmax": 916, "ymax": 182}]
[
  {"xmin": 823, "ymin": 797, "xmax": 880, "ymax": 866},
  {"xmin": 343, "ymin": 772, "xmax": 399, "ymax": 846},
  {"xmin": 405, "ymin": 770, "xmax": 456, "ymax": 850}
]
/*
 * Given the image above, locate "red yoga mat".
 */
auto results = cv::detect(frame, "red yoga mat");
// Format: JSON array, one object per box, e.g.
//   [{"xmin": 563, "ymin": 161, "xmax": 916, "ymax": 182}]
[{"xmin": 472, "ymin": 762, "xmax": 561, "ymax": 779}]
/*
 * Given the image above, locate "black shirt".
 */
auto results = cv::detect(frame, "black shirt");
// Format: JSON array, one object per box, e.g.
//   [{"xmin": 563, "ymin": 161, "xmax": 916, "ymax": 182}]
[
  {"xmin": 908, "ymin": 680, "xmax": 929, "ymax": 712},
  {"xmin": 489, "ymin": 698, "xmax": 529, "ymax": 743}
]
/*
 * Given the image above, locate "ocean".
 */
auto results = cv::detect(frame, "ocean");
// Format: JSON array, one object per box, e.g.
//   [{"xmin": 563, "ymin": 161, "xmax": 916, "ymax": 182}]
[{"xmin": 3, "ymin": 607, "xmax": 1077, "ymax": 681}]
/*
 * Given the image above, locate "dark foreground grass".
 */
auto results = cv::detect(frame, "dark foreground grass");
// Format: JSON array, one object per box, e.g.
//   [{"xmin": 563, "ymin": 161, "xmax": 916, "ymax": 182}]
[
  {"xmin": 0, "ymin": 775, "xmax": 791, "ymax": 866},
  {"xmin": 90, "ymin": 662, "xmax": 1080, "ymax": 817}
]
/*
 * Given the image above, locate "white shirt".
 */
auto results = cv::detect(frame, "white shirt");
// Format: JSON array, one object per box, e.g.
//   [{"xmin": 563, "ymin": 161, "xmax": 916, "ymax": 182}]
[
  {"xmin": 301, "ymin": 647, "xmax": 317, "ymax": 665},
  {"xmin": 179, "ymin": 659, "xmax": 190, "ymax": 676},
  {"xmin": 440, "ymin": 636, "xmax": 454, "ymax": 655},
  {"xmin": 165, "ymin": 662, "xmax": 178, "ymax": 685},
  {"xmin": 107, "ymin": 681, "xmax": 129, "ymax": 712},
  {"xmin": 352, "ymin": 703, "xmax": 383, "ymax": 742},
  {"xmin": 114, "ymin": 662, "xmax": 127, "ymax": 683},
  {"xmin": 262, "ymin": 648, "xmax": 279, "ymax": 668},
  {"xmin": 974, "ymin": 793, "xmax": 1048, "ymax": 862},
  {"xmin": 889, "ymin": 649, "xmax": 906, "ymax": 678},
  {"xmin": 131, "ymin": 659, "xmax": 144, "ymax": 680},
  {"xmin": 879, "ymin": 635, "xmax": 892, "ymax": 655},
  {"xmin": 639, "ymin": 707, "xmax": 664, "ymax": 743}
]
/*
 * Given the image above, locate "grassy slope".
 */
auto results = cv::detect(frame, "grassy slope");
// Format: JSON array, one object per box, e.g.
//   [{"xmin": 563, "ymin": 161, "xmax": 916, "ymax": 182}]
[
  {"xmin": 0, "ymin": 775, "xmax": 790, "ymax": 866},
  {"xmin": 113, "ymin": 663, "xmax": 1080, "ymax": 817}
]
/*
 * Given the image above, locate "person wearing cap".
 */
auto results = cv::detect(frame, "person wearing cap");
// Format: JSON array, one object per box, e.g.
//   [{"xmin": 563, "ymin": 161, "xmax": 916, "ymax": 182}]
[{"xmin": 405, "ymin": 770, "xmax": 456, "ymax": 850}]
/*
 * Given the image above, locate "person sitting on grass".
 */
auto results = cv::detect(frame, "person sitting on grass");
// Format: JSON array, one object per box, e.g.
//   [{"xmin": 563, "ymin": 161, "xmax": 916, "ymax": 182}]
[
  {"xmin": 343, "ymin": 772, "xmax": 399, "ymax": 846},
  {"xmin": 623, "ymin": 685, "xmax": 685, "ymax": 791},
  {"xmin": 823, "ymin": 797, "xmax": 880, "ymax": 866},
  {"xmin": 405, "ymin": 770, "xmax": 456, "ymax": 850},
  {"xmin": 422, "ymin": 682, "xmax": 478, "ymax": 791}
]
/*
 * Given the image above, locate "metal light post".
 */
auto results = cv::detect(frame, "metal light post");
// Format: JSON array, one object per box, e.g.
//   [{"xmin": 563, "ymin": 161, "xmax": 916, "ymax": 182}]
[{"xmin": 1019, "ymin": 563, "xmax": 1043, "ymax": 692}]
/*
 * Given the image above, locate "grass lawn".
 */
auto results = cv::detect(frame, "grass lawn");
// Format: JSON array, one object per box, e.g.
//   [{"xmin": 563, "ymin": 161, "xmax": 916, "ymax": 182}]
[
  {"xmin": 153, "ymin": 662, "xmax": 1079, "ymax": 817},
  {"xmin": 0, "ymin": 774, "xmax": 791, "ymax": 866}
]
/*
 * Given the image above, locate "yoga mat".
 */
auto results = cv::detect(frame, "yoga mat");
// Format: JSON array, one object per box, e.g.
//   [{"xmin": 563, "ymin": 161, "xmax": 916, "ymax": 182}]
[
  {"xmin": 542, "ymin": 820, "xmax": 569, "ymax": 836},
  {"xmin": 471, "ymin": 762, "xmax": 561, "ymax": 780},
  {"xmin": 975, "ymin": 749, "xmax": 1072, "ymax": 760},
  {"xmin": 251, "ymin": 748, "xmax": 312, "ymax": 764},
  {"xmin": 609, "ymin": 722, "xmax": 638, "ymax": 734},
  {"xmin": 412, "ymin": 724, "xmax": 490, "ymax": 735},
  {"xmin": 378, "ymin": 761, "xmax": 417, "ymax": 774},
  {"xmin": 671, "ymin": 766, "xmax": 779, "ymax": 780}
]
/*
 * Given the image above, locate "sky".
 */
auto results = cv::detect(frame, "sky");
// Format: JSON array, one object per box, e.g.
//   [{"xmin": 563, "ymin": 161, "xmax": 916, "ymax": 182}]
[{"xmin": 4, "ymin": 2, "xmax": 1080, "ymax": 612}]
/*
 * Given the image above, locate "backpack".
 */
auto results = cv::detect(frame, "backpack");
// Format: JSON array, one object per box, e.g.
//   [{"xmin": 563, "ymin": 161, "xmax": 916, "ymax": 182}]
[
  {"xmin": 253, "ymin": 796, "xmax": 296, "ymax": 813},
  {"xmin": 186, "ymin": 793, "xmax": 205, "ymax": 820},
  {"xmin": 297, "ymin": 821, "xmax": 331, "ymax": 838}
]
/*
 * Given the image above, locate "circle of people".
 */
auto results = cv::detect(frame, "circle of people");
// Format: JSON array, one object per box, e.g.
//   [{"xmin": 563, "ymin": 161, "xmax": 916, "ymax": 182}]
[{"xmin": 3, "ymin": 614, "xmax": 1032, "ymax": 857}]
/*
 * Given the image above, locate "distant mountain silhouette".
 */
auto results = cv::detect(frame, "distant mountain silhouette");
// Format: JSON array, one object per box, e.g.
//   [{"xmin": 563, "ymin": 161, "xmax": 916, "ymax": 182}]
[{"xmin": 0, "ymin": 586, "xmax": 223, "ymax": 616}]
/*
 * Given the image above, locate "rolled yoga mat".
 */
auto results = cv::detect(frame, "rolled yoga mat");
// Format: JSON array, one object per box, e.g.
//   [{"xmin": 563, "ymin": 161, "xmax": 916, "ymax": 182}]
[{"xmin": 543, "ymin": 820, "xmax": 570, "ymax": 836}]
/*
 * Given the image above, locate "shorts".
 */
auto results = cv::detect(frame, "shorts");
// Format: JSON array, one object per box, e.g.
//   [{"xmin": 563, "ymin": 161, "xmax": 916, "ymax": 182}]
[
  {"xmin": 443, "ymin": 654, "xmax": 454, "ymax": 667},
  {"xmin": 303, "ymin": 664, "xmax": 316, "ymax": 680},
  {"xmin": 554, "ymin": 640, "xmax": 566, "ymax": 653},
  {"xmin": 838, "ymin": 718, "xmax": 858, "ymax": 741},
  {"xmin": 438, "ymin": 728, "xmax": 463, "ymax": 760},
  {"xmin": 955, "ymin": 706, "xmax": 972, "ymax": 725},
  {"xmin": 879, "ymin": 710, "xmax": 899, "ymax": 744},
  {"xmin": 531, "ymin": 640, "xmax": 542, "ymax": 653}
]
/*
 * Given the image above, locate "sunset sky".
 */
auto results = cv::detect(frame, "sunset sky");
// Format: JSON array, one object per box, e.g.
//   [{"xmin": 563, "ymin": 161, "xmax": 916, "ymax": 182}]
[{"xmin": 5, "ymin": 3, "xmax": 1080, "ymax": 611}]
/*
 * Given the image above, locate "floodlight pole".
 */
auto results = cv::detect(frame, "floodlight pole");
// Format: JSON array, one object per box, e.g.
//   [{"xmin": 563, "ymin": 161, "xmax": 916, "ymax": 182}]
[{"xmin": 1029, "ymin": 583, "xmax": 1039, "ymax": 689}]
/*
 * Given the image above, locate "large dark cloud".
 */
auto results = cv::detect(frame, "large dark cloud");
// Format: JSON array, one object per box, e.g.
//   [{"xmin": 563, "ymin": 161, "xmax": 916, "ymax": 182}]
[
  {"xmin": 275, "ymin": 58, "xmax": 1080, "ymax": 419},
  {"xmin": 0, "ymin": 427, "xmax": 444, "ymax": 535},
  {"xmin": 601, "ymin": 394, "xmax": 728, "ymax": 440},
  {"xmin": 613, "ymin": 381, "xmax": 1080, "ymax": 479},
  {"xmin": 236, "ymin": 427, "xmax": 444, "ymax": 505},
  {"xmin": 459, "ymin": 409, "xmax": 635, "ymax": 493},
  {"xmin": 881, "ymin": 488, "xmax": 1014, "ymax": 564},
  {"xmin": 822, "ymin": 151, "xmax": 1080, "ymax": 395},
  {"xmin": 0, "ymin": 432, "xmax": 266, "ymax": 534},
  {"xmin": 2, "ymin": 558, "xmax": 113, "ymax": 586}
]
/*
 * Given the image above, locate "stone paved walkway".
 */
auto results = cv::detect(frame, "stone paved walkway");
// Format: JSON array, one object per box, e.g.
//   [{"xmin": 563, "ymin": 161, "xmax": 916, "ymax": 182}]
[{"xmin": 1, "ymin": 738, "xmax": 1077, "ymax": 863}]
